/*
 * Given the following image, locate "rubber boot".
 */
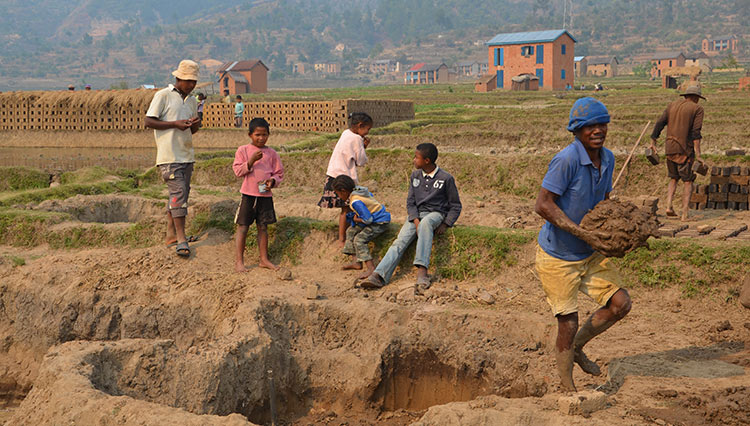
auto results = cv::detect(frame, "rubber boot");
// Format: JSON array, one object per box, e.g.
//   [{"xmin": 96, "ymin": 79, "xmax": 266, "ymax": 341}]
[
  {"xmin": 572, "ymin": 317, "xmax": 616, "ymax": 376},
  {"xmin": 740, "ymin": 275, "xmax": 750, "ymax": 309},
  {"xmin": 556, "ymin": 347, "xmax": 576, "ymax": 392}
]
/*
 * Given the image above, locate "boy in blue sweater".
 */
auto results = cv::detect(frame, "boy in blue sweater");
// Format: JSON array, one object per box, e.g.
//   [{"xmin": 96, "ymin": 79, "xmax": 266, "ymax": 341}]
[
  {"xmin": 363, "ymin": 143, "xmax": 462, "ymax": 290},
  {"xmin": 332, "ymin": 175, "xmax": 391, "ymax": 279}
]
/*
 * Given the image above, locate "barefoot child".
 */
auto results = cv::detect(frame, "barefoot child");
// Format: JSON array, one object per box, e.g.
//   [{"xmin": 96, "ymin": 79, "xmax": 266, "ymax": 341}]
[
  {"xmin": 331, "ymin": 175, "xmax": 391, "ymax": 279},
  {"xmin": 534, "ymin": 98, "xmax": 632, "ymax": 392},
  {"xmin": 363, "ymin": 143, "xmax": 461, "ymax": 291},
  {"xmin": 318, "ymin": 112, "xmax": 373, "ymax": 246},
  {"xmin": 232, "ymin": 118, "xmax": 284, "ymax": 272}
]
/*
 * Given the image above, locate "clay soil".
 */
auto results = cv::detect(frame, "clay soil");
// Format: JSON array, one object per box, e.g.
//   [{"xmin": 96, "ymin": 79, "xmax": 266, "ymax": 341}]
[
  {"xmin": 580, "ymin": 199, "xmax": 660, "ymax": 258},
  {"xmin": 0, "ymin": 189, "xmax": 748, "ymax": 426}
]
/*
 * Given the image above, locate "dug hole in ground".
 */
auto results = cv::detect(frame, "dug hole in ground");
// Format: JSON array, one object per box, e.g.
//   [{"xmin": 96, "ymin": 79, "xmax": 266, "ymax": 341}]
[{"xmin": 0, "ymin": 191, "xmax": 748, "ymax": 426}]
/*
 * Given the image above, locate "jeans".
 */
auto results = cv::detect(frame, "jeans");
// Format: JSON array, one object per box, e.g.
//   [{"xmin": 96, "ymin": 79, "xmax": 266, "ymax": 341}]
[{"xmin": 374, "ymin": 211, "xmax": 444, "ymax": 284}]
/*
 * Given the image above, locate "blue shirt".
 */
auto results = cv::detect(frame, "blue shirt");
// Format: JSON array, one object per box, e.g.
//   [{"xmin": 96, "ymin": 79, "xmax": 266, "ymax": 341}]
[{"xmin": 538, "ymin": 139, "xmax": 614, "ymax": 261}]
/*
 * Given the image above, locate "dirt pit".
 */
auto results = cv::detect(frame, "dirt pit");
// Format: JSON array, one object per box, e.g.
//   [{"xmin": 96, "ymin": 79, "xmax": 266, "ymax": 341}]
[
  {"xmin": 33, "ymin": 194, "xmax": 165, "ymax": 223},
  {"xmin": 580, "ymin": 199, "xmax": 660, "ymax": 257}
]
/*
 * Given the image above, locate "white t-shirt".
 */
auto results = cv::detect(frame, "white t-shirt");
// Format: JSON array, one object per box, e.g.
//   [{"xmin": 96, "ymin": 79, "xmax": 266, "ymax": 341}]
[
  {"xmin": 146, "ymin": 84, "xmax": 198, "ymax": 165},
  {"xmin": 325, "ymin": 129, "xmax": 368, "ymax": 182}
]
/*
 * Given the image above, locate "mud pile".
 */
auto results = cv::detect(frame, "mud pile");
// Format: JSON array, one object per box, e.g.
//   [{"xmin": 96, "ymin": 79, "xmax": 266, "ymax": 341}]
[{"xmin": 580, "ymin": 199, "xmax": 660, "ymax": 258}]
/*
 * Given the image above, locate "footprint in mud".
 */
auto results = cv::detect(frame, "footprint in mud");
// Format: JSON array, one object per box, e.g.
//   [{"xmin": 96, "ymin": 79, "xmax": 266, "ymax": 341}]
[{"xmin": 601, "ymin": 341, "xmax": 745, "ymax": 394}]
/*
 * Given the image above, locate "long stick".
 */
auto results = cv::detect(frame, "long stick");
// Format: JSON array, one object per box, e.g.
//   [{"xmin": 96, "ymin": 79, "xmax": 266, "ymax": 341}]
[{"xmin": 613, "ymin": 120, "xmax": 651, "ymax": 190}]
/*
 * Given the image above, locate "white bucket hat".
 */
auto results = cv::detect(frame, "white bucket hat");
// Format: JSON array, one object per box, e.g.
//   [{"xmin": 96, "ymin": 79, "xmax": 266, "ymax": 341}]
[{"xmin": 172, "ymin": 60, "xmax": 199, "ymax": 81}]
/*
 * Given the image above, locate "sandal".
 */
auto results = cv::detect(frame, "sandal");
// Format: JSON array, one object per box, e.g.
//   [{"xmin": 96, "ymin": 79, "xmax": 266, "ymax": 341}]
[
  {"xmin": 416, "ymin": 275, "xmax": 432, "ymax": 291},
  {"xmin": 176, "ymin": 241, "xmax": 191, "ymax": 257},
  {"xmin": 167, "ymin": 235, "xmax": 198, "ymax": 247},
  {"xmin": 665, "ymin": 210, "xmax": 678, "ymax": 217},
  {"xmin": 361, "ymin": 273, "xmax": 384, "ymax": 289}
]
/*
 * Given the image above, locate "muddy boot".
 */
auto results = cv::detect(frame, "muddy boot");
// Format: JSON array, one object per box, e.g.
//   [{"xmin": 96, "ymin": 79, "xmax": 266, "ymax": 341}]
[
  {"xmin": 556, "ymin": 348, "xmax": 576, "ymax": 392},
  {"xmin": 740, "ymin": 275, "xmax": 750, "ymax": 309},
  {"xmin": 573, "ymin": 317, "xmax": 616, "ymax": 376}
]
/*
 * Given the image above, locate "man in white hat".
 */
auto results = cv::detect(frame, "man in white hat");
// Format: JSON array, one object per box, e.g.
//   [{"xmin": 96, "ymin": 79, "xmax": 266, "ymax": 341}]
[
  {"xmin": 650, "ymin": 84, "xmax": 706, "ymax": 221},
  {"xmin": 145, "ymin": 59, "xmax": 201, "ymax": 257}
]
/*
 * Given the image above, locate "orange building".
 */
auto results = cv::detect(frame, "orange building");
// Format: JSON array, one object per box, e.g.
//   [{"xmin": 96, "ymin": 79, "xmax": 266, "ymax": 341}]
[
  {"xmin": 217, "ymin": 60, "xmax": 269, "ymax": 94},
  {"xmin": 702, "ymin": 35, "xmax": 740, "ymax": 54},
  {"xmin": 486, "ymin": 29, "xmax": 575, "ymax": 90},
  {"xmin": 650, "ymin": 52, "xmax": 685, "ymax": 78},
  {"xmin": 475, "ymin": 74, "xmax": 497, "ymax": 92},
  {"xmin": 587, "ymin": 56, "xmax": 618, "ymax": 77}
]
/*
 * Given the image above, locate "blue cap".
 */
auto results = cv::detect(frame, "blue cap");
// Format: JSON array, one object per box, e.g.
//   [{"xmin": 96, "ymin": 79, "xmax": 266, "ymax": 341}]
[{"xmin": 567, "ymin": 97, "xmax": 610, "ymax": 132}]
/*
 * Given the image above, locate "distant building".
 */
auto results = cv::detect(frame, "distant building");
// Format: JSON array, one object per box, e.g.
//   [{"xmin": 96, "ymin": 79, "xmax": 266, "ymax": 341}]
[
  {"xmin": 217, "ymin": 59, "xmax": 269, "ymax": 94},
  {"xmin": 587, "ymin": 56, "xmax": 618, "ymax": 77},
  {"xmin": 314, "ymin": 63, "xmax": 341, "ymax": 74},
  {"xmin": 574, "ymin": 56, "xmax": 587, "ymax": 77},
  {"xmin": 650, "ymin": 52, "xmax": 685, "ymax": 78},
  {"xmin": 486, "ymin": 29, "xmax": 575, "ymax": 90},
  {"xmin": 404, "ymin": 63, "xmax": 449, "ymax": 85},
  {"xmin": 457, "ymin": 61, "xmax": 483, "ymax": 77},
  {"xmin": 684, "ymin": 52, "xmax": 711, "ymax": 70},
  {"xmin": 370, "ymin": 59, "xmax": 401, "ymax": 74},
  {"xmin": 475, "ymin": 74, "xmax": 497, "ymax": 92},
  {"xmin": 702, "ymin": 35, "xmax": 740, "ymax": 54},
  {"xmin": 292, "ymin": 63, "xmax": 307, "ymax": 75}
]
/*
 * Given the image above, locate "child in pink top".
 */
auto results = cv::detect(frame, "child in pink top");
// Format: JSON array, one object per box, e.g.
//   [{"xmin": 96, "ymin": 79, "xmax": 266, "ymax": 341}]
[
  {"xmin": 317, "ymin": 112, "xmax": 374, "ymax": 246},
  {"xmin": 232, "ymin": 117, "xmax": 284, "ymax": 272}
]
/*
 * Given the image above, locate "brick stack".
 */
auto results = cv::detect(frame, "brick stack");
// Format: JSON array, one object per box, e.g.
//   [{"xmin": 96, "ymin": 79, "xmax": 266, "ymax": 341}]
[
  {"xmin": 202, "ymin": 99, "xmax": 414, "ymax": 131},
  {"xmin": 690, "ymin": 166, "xmax": 750, "ymax": 210}
]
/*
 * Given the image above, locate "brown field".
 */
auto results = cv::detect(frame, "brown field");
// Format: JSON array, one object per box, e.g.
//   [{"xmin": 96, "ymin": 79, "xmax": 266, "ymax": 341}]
[{"xmin": 1, "ymin": 78, "xmax": 749, "ymax": 425}]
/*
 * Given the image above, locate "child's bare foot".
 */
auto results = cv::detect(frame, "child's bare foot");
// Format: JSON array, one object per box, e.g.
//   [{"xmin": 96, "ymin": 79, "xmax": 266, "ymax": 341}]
[
  {"xmin": 259, "ymin": 259, "xmax": 280, "ymax": 271},
  {"xmin": 342, "ymin": 261, "xmax": 363, "ymax": 270},
  {"xmin": 234, "ymin": 261, "xmax": 248, "ymax": 273},
  {"xmin": 358, "ymin": 268, "xmax": 374, "ymax": 280}
]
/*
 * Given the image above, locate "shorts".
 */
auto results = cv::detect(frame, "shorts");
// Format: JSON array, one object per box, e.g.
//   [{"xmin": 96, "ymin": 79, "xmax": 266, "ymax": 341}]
[
  {"xmin": 234, "ymin": 115, "xmax": 243, "ymax": 128},
  {"xmin": 317, "ymin": 175, "xmax": 347, "ymax": 209},
  {"xmin": 159, "ymin": 162, "xmax": 193, "ymax": 218},
  {"xmin": 666, "ymin": 157, "xmax": 696, "ymax": 182},
  {"xmin": 235, "ymin": 194, "xmax": 277, "ymax": 226},
  {"xmin": 535, "ymin": 245, "xmax": 622, "ymax": 316}
]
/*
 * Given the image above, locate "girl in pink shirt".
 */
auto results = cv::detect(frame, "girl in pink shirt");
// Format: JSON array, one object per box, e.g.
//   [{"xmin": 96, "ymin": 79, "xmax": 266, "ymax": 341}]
[
  {"xmin": 232, "ymin": 118, "xmax": 284, "ymax": 272},
  {"xmin": 317, "ymin": 112, "xmax": 373, "ymax": 246}
]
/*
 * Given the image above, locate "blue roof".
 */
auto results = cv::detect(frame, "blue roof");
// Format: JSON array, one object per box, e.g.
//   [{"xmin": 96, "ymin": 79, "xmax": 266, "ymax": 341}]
[{"xmin": 486, "ymin": 29, "xmax": 576, "ymax": 46}]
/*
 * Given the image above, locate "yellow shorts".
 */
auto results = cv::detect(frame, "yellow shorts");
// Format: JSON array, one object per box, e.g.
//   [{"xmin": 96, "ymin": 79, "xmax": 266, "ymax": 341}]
[{"xmin": 535, "ymin": 245, "xmax": 622, "ymax": 316}]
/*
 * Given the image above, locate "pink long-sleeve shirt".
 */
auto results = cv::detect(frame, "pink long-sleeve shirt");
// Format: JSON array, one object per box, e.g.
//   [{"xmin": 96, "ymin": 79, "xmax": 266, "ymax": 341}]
[
  {"xmin": 325, "ymin": 129, "xmax": 367, "ymax": 182},
  {"xmin": 232, "ymin": 144, "xmax": 284, "ymax": 197}
]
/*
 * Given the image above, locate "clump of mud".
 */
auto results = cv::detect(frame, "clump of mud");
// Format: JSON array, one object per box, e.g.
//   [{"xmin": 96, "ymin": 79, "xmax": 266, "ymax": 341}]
[{"xmin": 580, "ymin": 199, "xmax": 659, "ymax": 258}]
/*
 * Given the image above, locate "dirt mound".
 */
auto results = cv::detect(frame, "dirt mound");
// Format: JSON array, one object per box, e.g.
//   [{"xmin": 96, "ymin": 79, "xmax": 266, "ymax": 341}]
[{"xmin": 580, "ymin": 199, "xmax": 659, "ymax": 258}]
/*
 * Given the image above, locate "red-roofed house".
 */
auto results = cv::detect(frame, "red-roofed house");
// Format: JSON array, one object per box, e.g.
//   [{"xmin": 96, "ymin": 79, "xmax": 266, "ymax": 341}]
[
  {"xmin": 404, "ymin": 63, "xmax": 448, "ymax": 84},
  {"xmin": 217, "ymin": 60, "xmax": 269, "ymax": 94}
]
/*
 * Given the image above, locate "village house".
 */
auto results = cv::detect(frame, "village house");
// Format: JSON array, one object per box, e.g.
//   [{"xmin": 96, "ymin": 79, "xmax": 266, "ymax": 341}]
[
  {"xmin": 587, "ymin": 56, "xmax": 618, "ymax": 77},
  {"xmin": 217, "ymin": 59, "xmax": 269, "ymax": 94},
  {"xmin": 456, "ymin": 61, "xmax": 486, "ymax": 77},
  {"xmin": 404, "ymin": 63, "xmax": 449, "ymax": 85},
  {"xmin": 651, "ymin": 52, "xmax": 685, "ymax": 78},
  {"xmin": 574, "ymin": 56, "xmax": 587, "ymax": 77},
  {"xmin": 486, "ymin": 29, "xmax": 575, "ymax": 90},
  {"xmin": 702, "ymin": 35, "xmax": 740, "ymax": 55},
  {"xmin": 370, "ymin": 60, "xmax": 401, "ymax": 74},
  {"xmin": 292, "ymin": 63, "xmax": 306, "ymax": 75},
  {"xmin": 314, "ymin": 63, "xmax": 341, "ymax": 75},
  {"xmin": 684, "ymin": 52, "xmax": 711, "ymax": 71}
]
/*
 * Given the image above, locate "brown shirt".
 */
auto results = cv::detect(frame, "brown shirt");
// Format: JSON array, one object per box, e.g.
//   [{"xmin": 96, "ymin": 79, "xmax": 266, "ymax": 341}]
[{"xmin": 651, "ymin": 98, "xmax": 703, "ymax": 162}]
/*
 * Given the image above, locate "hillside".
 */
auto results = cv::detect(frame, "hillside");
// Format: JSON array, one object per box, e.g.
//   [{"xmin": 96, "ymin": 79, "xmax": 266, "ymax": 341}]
[{"xmin": 0, "ymin": 0, "xmax": 748, "ymax": 90}]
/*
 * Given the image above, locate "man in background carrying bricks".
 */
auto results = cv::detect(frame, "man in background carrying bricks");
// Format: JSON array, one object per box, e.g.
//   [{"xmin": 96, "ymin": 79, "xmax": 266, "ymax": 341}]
[{"xmin": 650, "ymin": 84, "xmax": 706, "ymax": 221}]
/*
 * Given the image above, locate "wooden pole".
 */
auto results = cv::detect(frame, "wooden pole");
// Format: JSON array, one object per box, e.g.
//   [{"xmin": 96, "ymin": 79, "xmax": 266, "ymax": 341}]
[{"xmin": 613, "ymin": 120, "xmax": 651, "ymax": 190}]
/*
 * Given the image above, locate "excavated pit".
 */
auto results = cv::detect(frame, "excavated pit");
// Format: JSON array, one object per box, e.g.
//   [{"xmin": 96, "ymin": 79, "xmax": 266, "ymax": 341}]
[
  {"xmin": 34, "ymin": 194, "xmax": 165, "ymax": 223},
  {"xmin": 4, "ymin": 296, "xmax": 544, "ymax": 425}
]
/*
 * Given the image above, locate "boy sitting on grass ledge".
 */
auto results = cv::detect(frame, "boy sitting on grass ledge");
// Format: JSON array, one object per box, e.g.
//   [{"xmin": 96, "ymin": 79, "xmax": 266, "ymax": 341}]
[{"xmin": 362, "ymin": 143, "xmax": 462, "ymax": 291}]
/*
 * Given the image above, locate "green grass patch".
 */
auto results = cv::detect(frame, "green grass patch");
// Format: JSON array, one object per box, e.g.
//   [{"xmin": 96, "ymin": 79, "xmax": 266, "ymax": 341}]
[
  {"xmin": 60, "ymin": 166, "xmax": 112, "ymax": 185},
  {"xmin": 0, "ymin": 166, "xmax": 49, "ymax": 191},
  {"xmin": 614, "ymin": 239, "xmax": 750, "ymax": 298},
  {"xmin": 0, "ymin": 179, "xmax": 138, "ymax": 207},
  {"xmin": 8, "ymin": 256, "xmax": 26, "ymax": 267}
]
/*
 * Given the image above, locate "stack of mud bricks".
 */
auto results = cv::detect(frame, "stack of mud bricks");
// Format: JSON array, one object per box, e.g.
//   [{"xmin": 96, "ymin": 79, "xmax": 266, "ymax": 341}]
[
  {"xmin": 202, "ymin": 100, "xmax": 414, "ymax": 132},
  {"xmin": 0, "ymin": 100, "xmax": 28, "ymax": 130},
  {"xmin": 0, "ymin": 97, "xmax": 148, "ymax": 131},
  {"xmin": 690, "ymin": 166, "xmax": 750, "ymax": 210}
]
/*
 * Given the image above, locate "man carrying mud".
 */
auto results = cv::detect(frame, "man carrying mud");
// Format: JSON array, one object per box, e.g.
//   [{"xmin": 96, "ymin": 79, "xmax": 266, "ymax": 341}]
[
  {"xmin": 534, "ymin": 97, "xmax": 632, "ymax": 392},
  {"xmin": 145, "ymin": 60, "xmax": 201, "ymax": 257},
  {"xmin": 650, "ymin": 84, "xmax": 705, "ymax": 221}
]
